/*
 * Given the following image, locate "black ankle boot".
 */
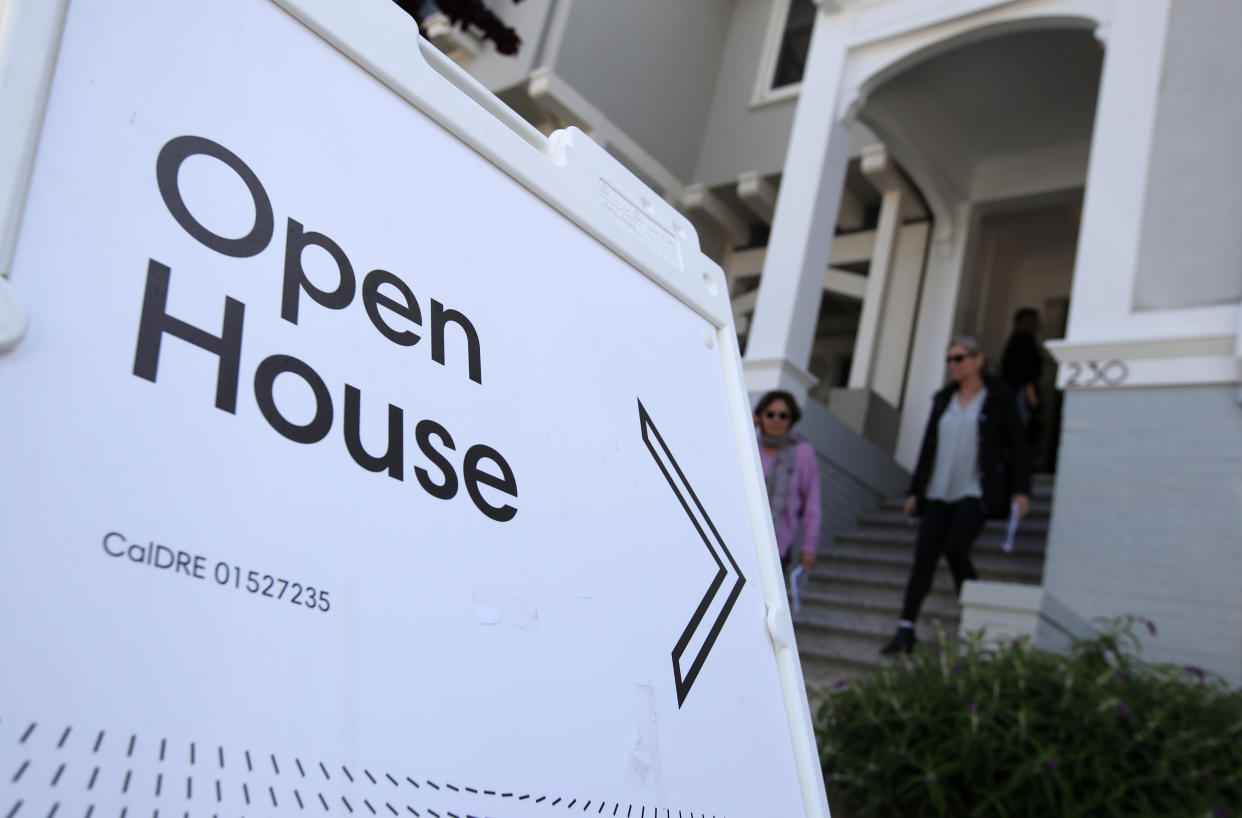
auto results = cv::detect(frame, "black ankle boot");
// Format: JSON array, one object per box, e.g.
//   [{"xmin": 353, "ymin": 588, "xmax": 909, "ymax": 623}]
[{"xmin": 880, "ymin": 626, "xmax": 916, "ymax": 655}]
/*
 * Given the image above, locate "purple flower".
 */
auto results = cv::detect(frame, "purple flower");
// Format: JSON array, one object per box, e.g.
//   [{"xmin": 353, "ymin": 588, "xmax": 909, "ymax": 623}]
[
  {"xmin": 1117, "ymin": 699, "xmax": 1129, "ymax": 717},
  {"xmin": 969, "ymin": 699, "xmax": 977, "ymax": 713},
  {"xmin": 1203, "ymin": 770, "xmax": 1215, "ymax": 781},
  {"xmin": 1115, "ymin": 669, "xmax": 1126, "ymax": 682},
  {"xmin": 1213, "ymin": 807, "xmax": 1228, "ymax": 818},
  {"xmin": 1047, "ymin": 757, "xmax": 1057, "ymax": 772},
  {"xmin": 955, "ymin": 664, "xmax": 964, "ymax": 676},
  {"xmin": 1139, "ymin": 617, "xmax": 1158, "ymax": 636},
  {"xmin": 1185, "ymin": 665, "xmax": 1206, "ymax": 684},
  {"xmin": 924, "ymin": 773, "xmax": 935, "ymax": 787},
  {"xmin": 834, "ymin": 678, "xmax": 850, "ymax": 690}
]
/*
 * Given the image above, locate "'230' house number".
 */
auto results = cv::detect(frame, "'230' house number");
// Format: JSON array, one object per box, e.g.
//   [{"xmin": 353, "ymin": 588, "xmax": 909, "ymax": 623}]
[{"xmin": 1062, "ymin": 360, "xmax": 1129, "ymax": 387}]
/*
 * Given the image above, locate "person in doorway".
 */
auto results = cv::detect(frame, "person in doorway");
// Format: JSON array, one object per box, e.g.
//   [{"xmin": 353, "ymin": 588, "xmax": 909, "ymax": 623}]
[
  {"xmin": 754, "ymin": 391, "xmax": 822, "ymax": 576},
  {"xmin": 880, "ymin": 336, "xmax": 1031, "ymax": 654},
  {"xmin": 1001, "ymin": 307, "xmax": 1043, "ymax": 437}
]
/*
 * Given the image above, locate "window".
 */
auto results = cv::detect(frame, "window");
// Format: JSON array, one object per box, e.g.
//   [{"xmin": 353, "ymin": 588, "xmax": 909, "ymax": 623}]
[
  {"xmin": 753, "ymin": 0, "xmax": 817, "ymax": 106},
  {"xmin": 772, "ymin": 0, "xmax": 816, "ymax": 89}
]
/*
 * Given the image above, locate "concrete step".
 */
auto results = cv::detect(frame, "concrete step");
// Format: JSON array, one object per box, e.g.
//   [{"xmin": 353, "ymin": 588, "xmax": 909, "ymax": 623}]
[
  {"xmin": 793, "ymin": 473, "xmax": 1057, "ymax": 687},
  {"xmin": 833, "ymin": 528, "xmax": 1049, "ymax": 558},
  {"xmin": 804, "ymin": 562, "xmax": 965, "ymax": 597},
  {"xmin": 820, "ymin": 543, "xmax": 1046, "ymax": 584},
  {"xmin": 876, "ymin": 475, "xmax": 1056, "ymax": 498},
  {"xmin": 795, "ymin": 622, "xmax": 889, "ymax": 682},
  {"xmin": 794, "ymin": 590, "xmax": 959, "ymax": 634},
  {"xmin": 858, "ymin": 509, "xmax": 1051, "ymax": 535},
  {"xmin": 796, "ymin": 587, "xmax": 960, "ymax": 623},
  {"xmin": 794, "ymin": 619, "xmax": 956, "ymax": 684},
  {"xmin": 875, "ymin": 497, "xmax": 1053, "ymax": 519}
]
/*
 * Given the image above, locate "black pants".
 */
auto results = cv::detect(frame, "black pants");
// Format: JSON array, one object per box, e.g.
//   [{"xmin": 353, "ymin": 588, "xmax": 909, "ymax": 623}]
[{"xmin": 899, "ymin": 499, "xmax": 985, "ymax": 623}]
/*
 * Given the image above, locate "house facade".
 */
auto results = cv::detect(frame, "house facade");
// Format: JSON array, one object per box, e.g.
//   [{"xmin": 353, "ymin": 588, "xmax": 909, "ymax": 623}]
[{"xmin": 422, "ymin": 0, "xmax": 1242, "ymax": 683}]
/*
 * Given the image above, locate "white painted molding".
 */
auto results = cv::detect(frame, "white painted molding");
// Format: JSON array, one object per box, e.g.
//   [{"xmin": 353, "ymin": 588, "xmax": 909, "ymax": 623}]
[
  {"xmin": 1235, "ymin": 303, "xmax": 1242, "ymax": 404},
  {"xmin": 1046, "ymin": 333, "xmax": 1240, "ymax": 390},
  {"xmin": 824, "ymin": 267, "xmax": 867, "ymax": 300},
  {"xmin": 847, "ymin": 0, "xmax": 1108, "ymax": 49},
  {"xmin": 732, "ymin": 267, "xmax": 867, "ymax": 312},
  {"xmin": 828, "ymin": 230, "xmax": 878, "ymax": 265},
  {"xmin": 1046, "ymin": 334, "xmax": 1235, "ymax": 363},
  {"xmin": 859, "ymin": 144, "xmax": 908, "ymax": 195},
  {"xmin": 839, "ymin": 0, "xmax": 1108, "ymax": 123},
  {"xmin": 742, "ymin": 356, "xmax": 821, "ymax": 394},
  {"xmin": 752, "ymin": 0, "xmax": 804, "ymax": 109},
  {"xmin": 848, "ymin": 184, "xmax": 903, "ymax": 390},
  {"xmin": 723, "ymin": 227, "xmax": 920, "ymax": 274},
  {"xmin": 1052, "ymin": 355, "xmax": 1236, "ymax": 391},
  {"xmin": 736, "ymin": 171, "xmax": 779, "ymax": 225},
  {"xmin": 1236, "ymin": 303, "xmax": 1242, "ymax": 381},
  {"xmin": 858, "ymin": 105, "xmax": 963, "ymax": 231},
  {"xmin": 750, "ymin": 82, "xmax": 803, "ymax": 112}
]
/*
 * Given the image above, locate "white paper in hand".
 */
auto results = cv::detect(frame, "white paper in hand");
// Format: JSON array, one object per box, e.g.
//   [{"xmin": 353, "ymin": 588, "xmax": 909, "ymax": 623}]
[
  {"xmin": 1002, "ymin": 502, "xmax": 1021, "ymax": 553},
  {"xmin": 789, "ymin": 564, "xmax": 809, "ymax": 614}
]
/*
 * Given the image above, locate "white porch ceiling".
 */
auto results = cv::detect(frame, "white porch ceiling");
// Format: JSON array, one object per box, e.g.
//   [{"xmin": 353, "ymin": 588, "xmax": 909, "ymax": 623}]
[{"xmin": 862, "ymin": 27, "xmax": 1103, "ymax": 205}]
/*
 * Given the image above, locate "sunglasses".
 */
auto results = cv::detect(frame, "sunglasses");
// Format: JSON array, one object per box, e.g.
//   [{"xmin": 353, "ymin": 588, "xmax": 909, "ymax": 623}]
[
  {"xmin": 763, "ymin": 411, "xmax": 791, "ymax": 420},
  {"xmin": 946, "ymin": 353, "xmax": 975, "ymax": 364}
]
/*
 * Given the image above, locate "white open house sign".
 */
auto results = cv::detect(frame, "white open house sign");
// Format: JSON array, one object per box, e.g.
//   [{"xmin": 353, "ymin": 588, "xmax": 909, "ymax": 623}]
[{"xmin": 0, "ymin": 1, "xmax": 829, "ymax": 816}]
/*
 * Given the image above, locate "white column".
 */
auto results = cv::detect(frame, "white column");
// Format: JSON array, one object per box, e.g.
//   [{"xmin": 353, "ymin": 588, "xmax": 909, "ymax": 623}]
[
  {"xmin": 871, "ymin": 219, "xmax": 930, "ymax": 406},
  {"xmin": 893, "ymin": 205, "xmax": 974, "ymax": 469},
  {"xmin": 742, "ymin": 9, "xmax": 853, "ymax": 402},
  {"xmin": 1065, "ymin": 0, "xmax": 1174, "ymax": 342},
  {"xmin": 847, "ymin": 147, "xmax": 903, "ymax": 390}
]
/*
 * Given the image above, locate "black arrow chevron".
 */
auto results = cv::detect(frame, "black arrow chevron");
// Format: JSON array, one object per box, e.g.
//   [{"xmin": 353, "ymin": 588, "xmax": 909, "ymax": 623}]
[{"xmin": 638, "ymin": 398, "xmax": 746, "ymax": 707}]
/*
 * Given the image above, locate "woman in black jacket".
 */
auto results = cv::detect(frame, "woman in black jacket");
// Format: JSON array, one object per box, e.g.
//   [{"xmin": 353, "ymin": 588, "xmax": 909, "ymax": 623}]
[{"xmin": 880, "ymin": 335, "xmax": 1032, "ymax": 654}]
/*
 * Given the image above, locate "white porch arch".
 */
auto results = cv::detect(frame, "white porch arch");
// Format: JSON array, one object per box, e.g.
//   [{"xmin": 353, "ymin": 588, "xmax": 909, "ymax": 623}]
[{"xmin": 744, "ymin": 0, "xmax": 1114, "ymax": 467}]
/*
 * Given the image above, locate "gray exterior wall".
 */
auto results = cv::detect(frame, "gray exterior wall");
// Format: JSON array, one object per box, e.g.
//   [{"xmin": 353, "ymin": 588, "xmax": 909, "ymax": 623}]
[
  {"xmin": 1042, "ymin": 386, "xmax": 1242, "ymax": 683},
  {"xmin": 1133, "ymin": 0, "xmax": 1242, "ymax": 309},
  {"xmin": 693, "ymin": 0, "xmax": 799, "ymax": 187},
  {"xmin": 549, "ymin": 0, "xmax": 733, "ymax": 181}
]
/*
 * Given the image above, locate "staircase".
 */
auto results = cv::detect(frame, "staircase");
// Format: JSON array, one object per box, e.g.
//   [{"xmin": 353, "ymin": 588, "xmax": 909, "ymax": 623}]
[{"xmin": 793, "ymin": 475, "xmax": 1055, "ymax": 684}]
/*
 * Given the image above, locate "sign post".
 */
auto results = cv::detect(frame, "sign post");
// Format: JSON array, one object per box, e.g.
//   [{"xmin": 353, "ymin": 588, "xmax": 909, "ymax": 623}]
[{"xmin": 0, "ymin": 1, "xmax": 830, "ymax": 815}]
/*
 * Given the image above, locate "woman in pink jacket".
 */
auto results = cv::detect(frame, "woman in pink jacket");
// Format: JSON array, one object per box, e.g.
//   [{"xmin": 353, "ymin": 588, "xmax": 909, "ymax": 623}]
[{"xmin": 754, "ymin": 390, "xmax": 822, "ymax": 574}]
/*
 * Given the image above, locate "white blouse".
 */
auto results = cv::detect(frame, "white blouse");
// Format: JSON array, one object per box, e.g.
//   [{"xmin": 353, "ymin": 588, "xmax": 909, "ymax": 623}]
[{"xmin": 925, "ymin": 388, "xmax": 986, "ymax": 502}]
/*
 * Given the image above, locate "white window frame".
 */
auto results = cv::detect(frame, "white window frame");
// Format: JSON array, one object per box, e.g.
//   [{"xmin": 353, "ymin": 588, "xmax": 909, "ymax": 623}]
[{"xmin": 750, "ymin": 0, "xmax": 811, "ymax": 109}]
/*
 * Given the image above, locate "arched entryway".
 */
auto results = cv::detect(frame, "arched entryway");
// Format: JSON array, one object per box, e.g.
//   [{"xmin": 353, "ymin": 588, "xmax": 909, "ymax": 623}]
[
  {"xmin": 742, "ymin": 1, "xmax": 1106, "ymax": 476},
  {"xmin": 858, "ymin": 24, "xmax": 1103, "ymax": 471}
]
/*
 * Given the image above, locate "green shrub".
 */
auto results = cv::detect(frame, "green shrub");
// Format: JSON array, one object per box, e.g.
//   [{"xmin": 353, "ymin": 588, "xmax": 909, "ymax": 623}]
[{"xmin": 813, "ymin": 617, "xmax": 1242, "ymax": 817}]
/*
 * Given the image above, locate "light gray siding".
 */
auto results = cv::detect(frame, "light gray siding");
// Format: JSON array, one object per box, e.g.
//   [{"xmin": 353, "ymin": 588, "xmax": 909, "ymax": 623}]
[
  {"xmin": 1133, "ymin": 0, "xmax": 1242, "ymax": 309},
  {"xmin": 693, "ymin": 0, "xmax": 799, "ymax": 187},
  {"xmin": 549, "ymin": 0, "xmax": 733, "ymax": 181},
  {"xmin": 1042, "ymin": 386, "xmax": 1242, "ymax": 683}
]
